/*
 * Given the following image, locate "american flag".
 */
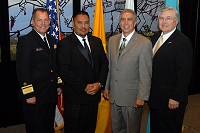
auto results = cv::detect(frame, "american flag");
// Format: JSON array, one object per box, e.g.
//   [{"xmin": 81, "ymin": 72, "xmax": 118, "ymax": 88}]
[
  {"xmin": 46, "ymin": 0, "xmax": 59, "ymax": 43},
  {"xmin": 46, "ymin": 1, "xmax": 64, "ymax": 132}
]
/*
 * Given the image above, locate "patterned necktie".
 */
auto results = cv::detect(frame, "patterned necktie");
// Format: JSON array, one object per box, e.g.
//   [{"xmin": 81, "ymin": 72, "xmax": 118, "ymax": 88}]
[
  {"xmin": 119, "ymin": 38, "xmax": 126, "ymax": 56},
  {"xmin": 82, "ymin": 39, "xmax": 92, "ymax": 65},
  {"xmin": 153, "ymin": 35, "xmax": 163, "ymax": 57}
]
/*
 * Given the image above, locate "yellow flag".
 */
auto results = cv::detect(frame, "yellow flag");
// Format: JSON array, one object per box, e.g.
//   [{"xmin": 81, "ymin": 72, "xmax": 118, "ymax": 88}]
[
  {"xmin": 92, "ymin": 0, "xmax": 107, "ymax": 52},
  {"xmin": 95, "ymin": 94, "xmax": 111, "ymax": 133},
  {"xmin": 93, "ymin": 1, "xmax": 111, "ymax": 133}
]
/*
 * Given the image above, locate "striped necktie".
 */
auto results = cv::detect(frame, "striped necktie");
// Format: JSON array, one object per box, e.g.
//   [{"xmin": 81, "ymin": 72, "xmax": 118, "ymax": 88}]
[
  {"xmin": 153, "ymin": 35, "xmax": 163, "ymax": 57},
  {"xmin": 119, "ymin": 38, "xmax": 126, "ymax": 56}
]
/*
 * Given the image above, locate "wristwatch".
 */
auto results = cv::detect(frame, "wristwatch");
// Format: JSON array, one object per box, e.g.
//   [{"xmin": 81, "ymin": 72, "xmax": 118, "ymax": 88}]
[{"xmin": 98, "ymin": 82, "xmax": 103, "ymax": 88}]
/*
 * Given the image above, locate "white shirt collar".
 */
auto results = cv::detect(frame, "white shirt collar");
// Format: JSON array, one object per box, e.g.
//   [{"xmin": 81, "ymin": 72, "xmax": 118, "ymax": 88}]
[
  {"xmin": 120, "ymin": 30, "xmax": 135, "ymax": 47},
  {"xmin": 152, "ymin": 28, "xmax": 176, "ymax": 52},
  {"xmin": 74, "ymin": 33, "xmax": 90, "ymax": 50},
  {"xmin": 74, "ymin": 32, "xmax": 88, "ymax": 42},
  {"xmin": 122, "ymin": 30, "xmax": 135, "ymax": 41},
  {"xmin": 33, "ymin": 29, "xmax": 50, "ymax": 48},
  {"xmin": 161, "ymin": 28, "xmax": 176, "ymax": 43},
  {"xmin": 34, "ymin": 29, "xmax": 47, "ymax": 39}
]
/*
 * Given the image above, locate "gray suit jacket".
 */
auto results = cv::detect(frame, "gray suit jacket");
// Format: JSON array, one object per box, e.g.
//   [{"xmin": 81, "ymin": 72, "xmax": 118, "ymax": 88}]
[{"xmin": 105, "ymin": 32, "xmax": 152, "ymax": 106}]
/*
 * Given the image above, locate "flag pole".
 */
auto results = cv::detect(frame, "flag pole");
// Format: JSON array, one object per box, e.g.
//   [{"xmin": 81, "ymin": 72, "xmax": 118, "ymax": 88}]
[
  {"xmin": 56, "ymin": 0, "xmax": 61, "ymax": 40},
  {"xmin": 55, "ymin": 0, "xmax": 63, "ymax": 112}
]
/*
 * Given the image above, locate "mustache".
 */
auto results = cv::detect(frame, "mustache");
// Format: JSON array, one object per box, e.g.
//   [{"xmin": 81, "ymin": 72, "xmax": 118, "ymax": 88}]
[{"xmin": 80, "ymin": 27, "xmax": 88, "ymax": 30}]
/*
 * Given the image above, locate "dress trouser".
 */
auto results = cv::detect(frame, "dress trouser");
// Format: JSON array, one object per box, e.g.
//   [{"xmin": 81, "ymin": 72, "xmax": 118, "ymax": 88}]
[
  {"xmin": 64, "ymin": 101, "xmax": 98, "ymax": 133},
  {"xmin": 111, "ymin": 102, "xmax": 142, "ymax": 133},
  {"xmin": 150, "ymin": 106, "xmax": 186, "ymax": 133},
  {"xmin": 22, "ymin": 102, "xmax": 56, "ymax": 133}
]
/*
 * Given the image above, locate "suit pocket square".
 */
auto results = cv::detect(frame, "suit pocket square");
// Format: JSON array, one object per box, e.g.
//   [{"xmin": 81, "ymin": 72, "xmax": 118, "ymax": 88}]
[{"xmin": 36, "ymin": 47, "xmax": 43, "ymax": 51}]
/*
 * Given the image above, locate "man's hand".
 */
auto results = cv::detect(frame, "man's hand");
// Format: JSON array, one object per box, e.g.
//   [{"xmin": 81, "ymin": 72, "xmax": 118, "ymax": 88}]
[
  {"xmin": 57, "ymin": 88, "xmax": 63, "ymax": 95},
  {"xmin": 85, "ymin": 82, "xmax": 101, "ymax": 95},
  {"xmin": 134, "ymin": 98, "xmax": 145, "ymax": 109},
  {"xmin": 84, "ymin": 84, "xmax": 94, "ymax": 94},
  {"xmin": 26, "ymin": 97, "xmax": 36, "ymax": 104},
  {"xmin": 103, "ymin": 89, "xmax": 110, "ymax": 100},
  {"xmin": 168, "ymin": 98, "xmax": 179, "ymax": 109}
]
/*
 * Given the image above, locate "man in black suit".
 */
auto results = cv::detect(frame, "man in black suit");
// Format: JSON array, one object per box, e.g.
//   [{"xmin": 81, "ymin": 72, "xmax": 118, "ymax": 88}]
[
  {"xmin": 148, "ymin": 7, "xmax": 193, "ymax": 133},
  {"xmin": 16, "ymin": 8, "xmax": 62, "ymax": 133},
  {"xmin": 57, "ymin": 11, "xmax": 108, "ymax": 133}
]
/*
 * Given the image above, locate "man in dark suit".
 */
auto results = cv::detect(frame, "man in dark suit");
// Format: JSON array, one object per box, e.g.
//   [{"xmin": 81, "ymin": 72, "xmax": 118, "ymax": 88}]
[
  {"xmin": 57, "ymin": 11, "xmax": 108, "ymax": 133},
  {"xmin": 148, "ymin": 7, "xmax": 193, "ymax": 133},
  {"xmin": 16, "ymin": 8, "xmax": 62, "ymax": 133}
]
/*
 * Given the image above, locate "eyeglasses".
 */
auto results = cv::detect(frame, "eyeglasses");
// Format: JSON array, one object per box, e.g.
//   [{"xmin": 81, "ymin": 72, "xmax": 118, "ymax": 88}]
[{"xmin": 158, "ymin": 17, "xmax": 176, "ymax": 22}]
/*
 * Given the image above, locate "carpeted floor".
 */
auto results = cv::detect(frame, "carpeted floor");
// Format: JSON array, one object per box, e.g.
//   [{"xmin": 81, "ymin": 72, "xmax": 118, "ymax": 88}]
[
  {"xmin": 140, "ymin": 94, "xmax": 200, "ymax": 133},
  {"xmin": 0, "ymin": 94, "xmax": 200, "ymax": 133}
]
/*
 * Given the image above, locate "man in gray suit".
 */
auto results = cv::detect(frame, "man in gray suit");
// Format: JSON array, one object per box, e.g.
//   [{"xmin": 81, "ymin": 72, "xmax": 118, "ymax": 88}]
[{"xmin": 103, "ymin": 9, "xmax": 152, "ymax": 133}]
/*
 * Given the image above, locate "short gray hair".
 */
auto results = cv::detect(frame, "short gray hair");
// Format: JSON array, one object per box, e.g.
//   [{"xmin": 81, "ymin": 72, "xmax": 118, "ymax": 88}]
[
  {"xmin": 119, "ymin": 9, "xmax": 137, "ymax": 21},
  {"xmin": 158, "ymin": 6, "xmax": 179, "ymax": 23}
]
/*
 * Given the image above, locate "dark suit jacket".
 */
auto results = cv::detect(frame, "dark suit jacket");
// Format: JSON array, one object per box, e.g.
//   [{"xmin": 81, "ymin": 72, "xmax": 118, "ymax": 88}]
[
  {"xmin": 148, "ymin": 29, "xmax": 193, "ymax": 110},
  {"xmin": 57, "ymin": 33, "xmax": 108, "ymax": 104},
  {"xmin": 16, "ymin": 29, "xmax": 58, "ymax": 104}
]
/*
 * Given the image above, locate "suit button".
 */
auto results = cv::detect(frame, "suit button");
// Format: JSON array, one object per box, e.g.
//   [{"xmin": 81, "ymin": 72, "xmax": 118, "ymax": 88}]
[
  {"xmin": 51, "ymin": 70, "xmax": 53, "ymax": 72},
  {"xmin": 51, "ymin": 80, "xmax": 53, "ymax": 82},
  {"xmin": 115, "ymin": 80, "xmax": 118, "ymax": 82}
]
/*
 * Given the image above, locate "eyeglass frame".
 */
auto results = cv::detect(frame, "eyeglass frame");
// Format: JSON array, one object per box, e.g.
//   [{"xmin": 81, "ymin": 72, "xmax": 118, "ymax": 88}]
[{"xmin": 158, "ymin": 17, "xmax": 177, "ymax": 22}]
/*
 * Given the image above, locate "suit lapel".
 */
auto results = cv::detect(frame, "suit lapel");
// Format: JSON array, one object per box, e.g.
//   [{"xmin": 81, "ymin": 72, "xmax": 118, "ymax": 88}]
[
  {"xmin": 46, "ymin": 34, "xmax": 55, "ymax": 60},
  {"xmin": 154, "ymin": 29, "xmax": 178, "ymax": 58},
  {"xmin": 118, "ymin": 32, "xmax": 137, "ymax": 57},
  {"xmin": 46, "ymin": 34, "xmax": 53, "ymax": 49},
  {"xmin": 88, "ymin": 35, "xmax": 94, "ymax": 67},
  {"xmin": 72, "ymin": 34, "xmax": 93, "ymax": 67},
  {"xmin": 115, "ymin": 35, "xmax": 121, "ymax": 58},
  {"xmin": 31, "ymin": 30, "xmax": 50, "ymax": 56}
]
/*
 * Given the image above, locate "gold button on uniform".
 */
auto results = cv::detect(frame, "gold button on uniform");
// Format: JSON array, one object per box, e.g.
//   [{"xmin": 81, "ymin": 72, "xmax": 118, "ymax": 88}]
[
  {"xmin": 23, "ymin": 82, "xmax": 27, "ymax": 86},
  {"xmin": 51, "ymin": 70, "xmax": 53, "ymax": 72}
]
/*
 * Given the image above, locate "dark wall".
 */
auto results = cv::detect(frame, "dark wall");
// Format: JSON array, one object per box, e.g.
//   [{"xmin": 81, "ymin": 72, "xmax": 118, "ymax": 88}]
[
  {"xmin": 180, "ymin": 0, "xmax": 200, "ymax": 94},
  {"xmin": 0, "ymin": 1, "xmax": 24, "ymax": 127}
]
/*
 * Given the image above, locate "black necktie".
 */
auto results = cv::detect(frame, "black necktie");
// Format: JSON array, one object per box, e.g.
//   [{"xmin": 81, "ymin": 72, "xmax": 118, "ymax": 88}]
[
  {"xmin": 82, "ymin": 39, "xmax": 92, "ymax": 65},
  {"xmin": 43, "ymin": 37, "xmax": 50, "ymax": 49}
]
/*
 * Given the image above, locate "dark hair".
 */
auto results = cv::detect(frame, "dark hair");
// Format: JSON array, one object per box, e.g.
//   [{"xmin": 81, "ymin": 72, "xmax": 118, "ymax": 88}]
[
  {"xmin": 72, "ymin": 10, "xmax": 90, "ymax": 20},
  {"xmin": 32, "ymin": 8, "xmax": 49, "ymax": 20}
]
